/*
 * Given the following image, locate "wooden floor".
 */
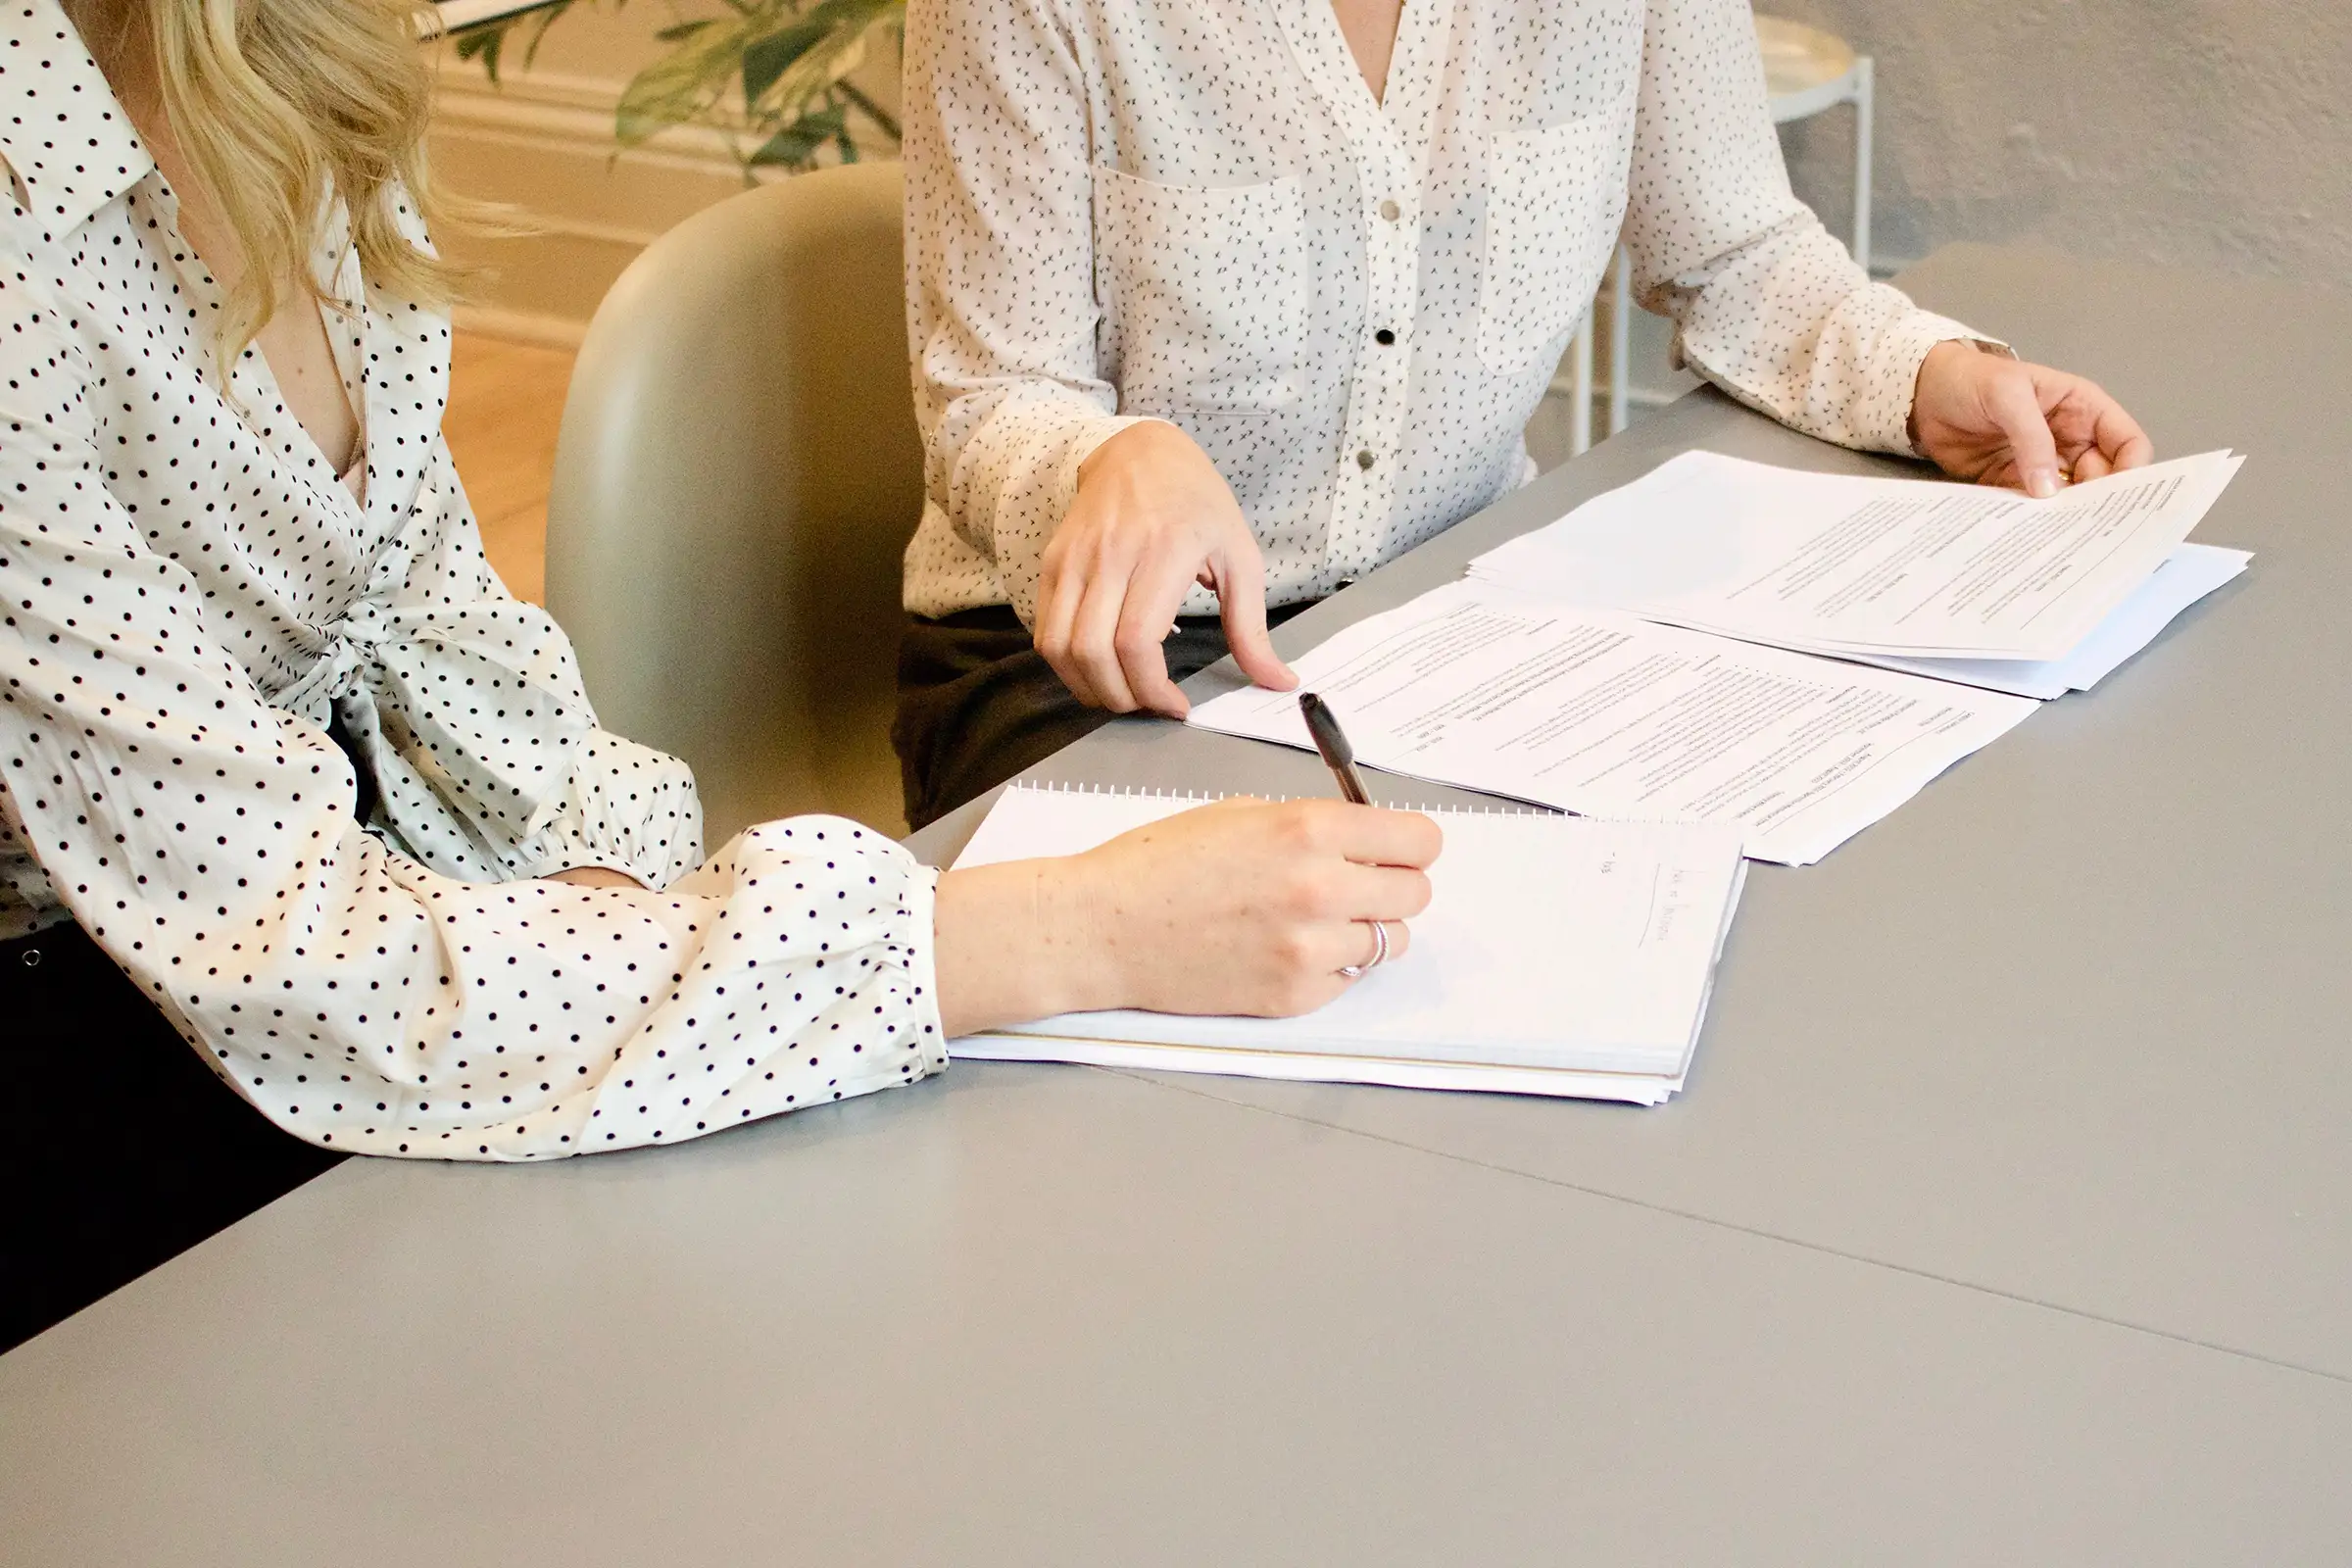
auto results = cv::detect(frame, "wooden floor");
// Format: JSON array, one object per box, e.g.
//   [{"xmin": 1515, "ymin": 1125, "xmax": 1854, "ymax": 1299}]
[{"xmin": 444, "ymin": 332, "xmax": 575, "ymax": 605}]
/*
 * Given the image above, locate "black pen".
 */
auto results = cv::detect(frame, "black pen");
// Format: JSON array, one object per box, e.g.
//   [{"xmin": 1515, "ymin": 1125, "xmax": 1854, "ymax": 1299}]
[{"xmin": 1298, "ymin": 692, "xmax": 1372, "ymax": 806}]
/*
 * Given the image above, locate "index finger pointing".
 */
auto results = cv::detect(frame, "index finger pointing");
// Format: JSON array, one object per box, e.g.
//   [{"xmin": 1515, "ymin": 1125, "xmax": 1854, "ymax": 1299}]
[
  {"xmin": 1210, "ymin": 534, "xmax": 1298, "ymax": 694},
  {"xmin": 1114, "ymin": 547, "xmax": 1205, "ymax": 717}
]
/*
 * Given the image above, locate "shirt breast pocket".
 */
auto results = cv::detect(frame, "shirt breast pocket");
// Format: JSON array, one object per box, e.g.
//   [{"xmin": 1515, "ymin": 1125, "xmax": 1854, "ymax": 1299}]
[
  {"xmin": 1477, "ymin": 104, "xmax": 1634, "ymax": 372},
  {"xmin": 1093, "ymin": 167, "xmax": 1306, "ymax": 414}
]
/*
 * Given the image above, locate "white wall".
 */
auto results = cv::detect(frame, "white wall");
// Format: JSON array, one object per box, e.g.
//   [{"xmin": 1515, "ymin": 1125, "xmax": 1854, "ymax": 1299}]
[
  {"xmin": 1772, "ymin": 0, "xmax": 2352, "ymax": 286},
  {"xmin": 1549, "ymin": 0, "xmax": 2352, "ymax": 462}
]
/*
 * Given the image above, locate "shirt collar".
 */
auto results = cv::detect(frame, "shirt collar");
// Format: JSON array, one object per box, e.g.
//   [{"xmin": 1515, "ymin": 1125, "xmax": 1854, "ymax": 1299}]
[{"xmin": 0, "ymin": 0, "xmax": 156, "ymax": 232}]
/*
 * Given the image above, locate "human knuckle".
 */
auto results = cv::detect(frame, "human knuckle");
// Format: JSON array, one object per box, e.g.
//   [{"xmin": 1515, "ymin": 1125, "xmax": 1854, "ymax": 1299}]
[
  {"xmin": 1276, "ymin": 865, "xmax": 1330, "ymax": 916},
  {"xmin": 1267, "ymin": 926, "xmax": 1317, "ymax": 973},
  {"xmin": 1272, "ymin": 802, "xmax": 1323, "ymax": 852}
]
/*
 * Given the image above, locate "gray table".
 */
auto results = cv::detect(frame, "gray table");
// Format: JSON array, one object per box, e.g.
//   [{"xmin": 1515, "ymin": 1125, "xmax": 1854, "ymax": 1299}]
[{"xmin": 4, "ymin": 246, "xmax": 2347, "ymax": 1564}]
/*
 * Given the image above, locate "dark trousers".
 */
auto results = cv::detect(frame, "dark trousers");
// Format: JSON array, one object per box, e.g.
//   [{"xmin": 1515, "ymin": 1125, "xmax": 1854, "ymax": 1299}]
[
  {"xmin": 0, "ymin": 921, "xmax": 343, "ymax": 1353},
  {"xmin": 893, "ymin": 602, "xmax": 1316, "ymax": 831}
]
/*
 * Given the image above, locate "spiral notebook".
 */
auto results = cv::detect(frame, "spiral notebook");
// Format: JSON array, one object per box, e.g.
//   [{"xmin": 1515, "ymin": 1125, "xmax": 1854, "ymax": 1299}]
[{"xmin": 949, "ymin": 784, "xmax": 1750, "ymax": 1104}]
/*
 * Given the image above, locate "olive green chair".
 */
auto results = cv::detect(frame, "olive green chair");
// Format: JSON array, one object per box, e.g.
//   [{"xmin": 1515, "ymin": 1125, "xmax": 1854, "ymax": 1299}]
[{"xmin": 544, "ymin": 161, "xmax": 922, "ymax": 846}]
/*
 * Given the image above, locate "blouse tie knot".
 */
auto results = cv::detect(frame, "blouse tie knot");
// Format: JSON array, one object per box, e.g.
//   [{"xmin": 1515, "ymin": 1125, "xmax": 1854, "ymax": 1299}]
[{"xmin": 277, "ymin": 537, "xmax": 600, "ymax": 874}]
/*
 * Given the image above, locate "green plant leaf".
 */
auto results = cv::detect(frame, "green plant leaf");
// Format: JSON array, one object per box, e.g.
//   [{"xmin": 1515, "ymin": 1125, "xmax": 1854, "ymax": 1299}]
[
  {"xmin": 748, "ymin": 101, "xmax": 849, "ymax": 170},
  {"xmin": 614, "ymin": 15, "xmax": 753, "ymax": 144},
  {"xmin": 448, "ymin": 1, "xmax": 582, "ymax": 87},
  {"xmin": 833, "ymin": 77, "xmax": 899, "ymax": 142},
  {"xmin": 741, "ymin": 19, "xmax": 829, "ymax": 105},
  {"xmin": 492, "ymin": 0, "xmax": 912, "ymax": 157},
  {"xmin": 517, "ymin": 1, "xmax": 577, "ymax": 71},
  {"xmin": 453, "ymin": 23, "xmax": 508, "ymax": 83},
  {"xmin": 742, "ymin": 1, "xmax": 889, "ymax": 124}
]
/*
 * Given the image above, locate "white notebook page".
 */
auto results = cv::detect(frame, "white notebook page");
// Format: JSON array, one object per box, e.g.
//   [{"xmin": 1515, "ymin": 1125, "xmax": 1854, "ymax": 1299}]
[{"xmin": 951, "ymin": 786, "xmax": 1747, "ymax": 1085}]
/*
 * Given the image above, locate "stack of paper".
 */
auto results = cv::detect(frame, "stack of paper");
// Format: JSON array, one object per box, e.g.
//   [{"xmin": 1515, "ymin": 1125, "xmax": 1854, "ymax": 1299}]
[
  {"xmin": 1187, "ymin": 582, "xmax": 2038, "ymax": 865},
  {"xmin": 1190, "ymin": 450, "xmax": 2248, "ymax": 862},
  {"xmin": 1468, "ymin": 449, "xmax": 2247, "ymax": 686},
  {"xmin": 949, "ymin": 784, "xmax": 1749, "ymax": 1104},
  {"xmin": 1829, "ymin": 543, "xmax": 2250, "ymax": 700}
]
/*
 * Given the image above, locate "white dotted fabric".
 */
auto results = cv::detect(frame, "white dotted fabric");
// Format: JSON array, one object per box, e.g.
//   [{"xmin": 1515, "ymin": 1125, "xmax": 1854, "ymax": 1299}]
[
  {"xmin": 0, "ymin": 0, "xmax": 946, "ymax": 1159},
  {"xmin": 902, "ymin": 0, "xmax": 1995, "ymax": 626}
]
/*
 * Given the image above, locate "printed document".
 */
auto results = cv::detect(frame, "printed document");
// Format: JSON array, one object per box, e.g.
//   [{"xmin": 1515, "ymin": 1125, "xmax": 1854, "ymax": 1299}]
[
  {"xmin": 1824, "ymin": 542, "xmax": 2251, "ymax": 699},
  {"xmin": 1187, "ymin": 580, "xmax": 2036, "ymax": 866},
  {"xmin": 1470, "ymin": 449, "xmax": 2243, "ymax": 662},
  {"xmin": 950, "ymin": 784, "xmax": 1749, "ymax": 1103}
]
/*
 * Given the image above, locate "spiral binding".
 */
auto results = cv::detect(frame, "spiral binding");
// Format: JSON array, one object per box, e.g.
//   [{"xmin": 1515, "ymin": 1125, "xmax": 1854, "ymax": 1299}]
[{"xmin": 1005, "ymin": 776, "xmax": 1560, "ymax": 819}]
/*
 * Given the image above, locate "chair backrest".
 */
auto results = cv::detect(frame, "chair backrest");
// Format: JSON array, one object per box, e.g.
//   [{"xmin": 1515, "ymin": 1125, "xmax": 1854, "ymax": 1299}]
[{"xmin": 544, "ymin": 161, "xmax": 921, "ymax": 846}]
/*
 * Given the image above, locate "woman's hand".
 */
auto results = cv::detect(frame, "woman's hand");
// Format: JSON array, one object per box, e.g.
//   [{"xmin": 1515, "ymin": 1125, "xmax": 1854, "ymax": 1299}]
[
  {"xmin": 1036, "ymin": 421, "xmax": 1298, "ymax": 717},
  {"xmin": 1910, "ymin": 340, "xmax": 2154, "ymax": 497},
  {"xmin": 933, "ymin": 798, "xmax": 1442, "ymax": 1036}
]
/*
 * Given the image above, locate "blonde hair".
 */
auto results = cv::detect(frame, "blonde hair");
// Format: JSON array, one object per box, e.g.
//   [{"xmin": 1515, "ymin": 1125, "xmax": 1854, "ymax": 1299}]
[{"xmin": 147, "ymin": 0, "xmax": 461, "ymax": 357}]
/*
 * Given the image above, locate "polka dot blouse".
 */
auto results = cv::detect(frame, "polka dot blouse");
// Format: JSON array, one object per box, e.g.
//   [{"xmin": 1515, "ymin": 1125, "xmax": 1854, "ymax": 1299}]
[
  {"xmin": 901, "ymin": 0, "xmax": 1996, "ymax": 626},
  {"xmin": 0, "ymin": 0, "xmax": 947, "ymax": 1160}
]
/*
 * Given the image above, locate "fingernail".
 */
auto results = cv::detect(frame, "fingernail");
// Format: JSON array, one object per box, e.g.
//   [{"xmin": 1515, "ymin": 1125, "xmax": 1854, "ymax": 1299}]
[{"xmin": 2027, "ymin": 468, "xmax": 2059, "ymax": 499}]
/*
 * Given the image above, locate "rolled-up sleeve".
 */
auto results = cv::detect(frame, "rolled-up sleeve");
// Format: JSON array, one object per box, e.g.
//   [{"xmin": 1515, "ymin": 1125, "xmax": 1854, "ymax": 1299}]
[{"xmin": 1623, "ymin": 0, "xmax": 2001, "ymax": 454}]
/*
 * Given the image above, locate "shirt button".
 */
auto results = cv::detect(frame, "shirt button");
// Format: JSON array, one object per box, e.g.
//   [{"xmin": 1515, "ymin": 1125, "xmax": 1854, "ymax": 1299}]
[
  {"xmin": 1374, "ymin": 328, "xmax": 1396, "ymax": 346},
  {"xmin": 1378, "ymin": 199, "xmax": 1401, "ymax": 222},
  {"xmin": 1355, "ymin": 449, "xmax": 1376, "ymax": 470}
]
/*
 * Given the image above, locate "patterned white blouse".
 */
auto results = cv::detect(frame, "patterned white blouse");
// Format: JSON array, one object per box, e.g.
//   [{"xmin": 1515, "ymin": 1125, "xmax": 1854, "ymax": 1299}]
[
  {"xmin": 0, "ymin": 0, "xmax": 946, "ymax": 1159},
  {"xmin": 902, "ymin": 0, "xmax": 1992, "ymax": 626}
]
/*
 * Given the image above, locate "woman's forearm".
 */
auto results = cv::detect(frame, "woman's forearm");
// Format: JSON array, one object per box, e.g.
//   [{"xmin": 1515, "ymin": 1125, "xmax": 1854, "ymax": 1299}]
[
  {"xmin": 930, "ymin": 798, "xmax": 1444, "ymax": 1039},
  {"xmin": 933, "ymin": 860, "xmax": 1108, "ymax": 1038}
]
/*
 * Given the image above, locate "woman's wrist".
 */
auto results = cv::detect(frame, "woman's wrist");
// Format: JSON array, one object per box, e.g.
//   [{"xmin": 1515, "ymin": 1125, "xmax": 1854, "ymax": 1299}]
[
  {"xmin": 1074, "ymin": 417, "xmax": 1182, "ymax": 492},
  {"xmin": 933, "ymin": 858, "xmax": 1121, "ymax": 1037},
  {"xmin": 1031, "ymin": 855, "xmax": 1124, "ymax": 1015}
]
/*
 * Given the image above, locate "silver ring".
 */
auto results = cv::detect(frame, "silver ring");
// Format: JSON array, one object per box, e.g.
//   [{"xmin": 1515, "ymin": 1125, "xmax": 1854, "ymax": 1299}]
[{"xmin": 1338, "ymin": 919, "xmax": 1391, "ymax": 979}]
